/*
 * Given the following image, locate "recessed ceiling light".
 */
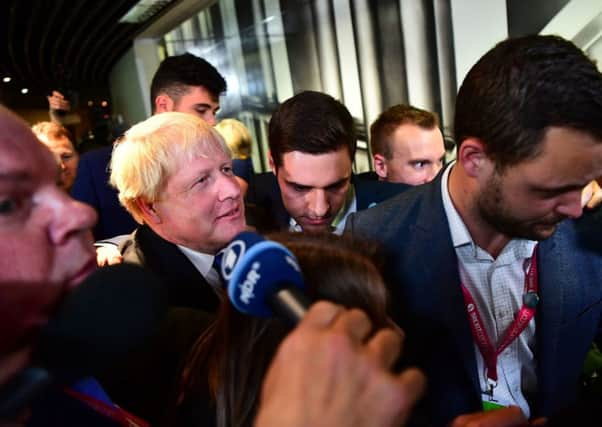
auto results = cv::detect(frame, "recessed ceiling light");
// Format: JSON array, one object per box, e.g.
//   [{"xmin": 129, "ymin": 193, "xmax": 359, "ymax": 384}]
[
  {"xmin": 2, "ymin": 77, "xmax": 11, "ymax": 83},
  {"xmin": 21, "ymin": 88, "xmax": 28, "ymax": 94}
]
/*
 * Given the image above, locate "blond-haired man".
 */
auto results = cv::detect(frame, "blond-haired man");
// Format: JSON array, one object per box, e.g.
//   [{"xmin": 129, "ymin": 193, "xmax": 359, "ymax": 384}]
[{"xmin": 110, "ymin": 112, "xmax": 245, "ymax": 311}]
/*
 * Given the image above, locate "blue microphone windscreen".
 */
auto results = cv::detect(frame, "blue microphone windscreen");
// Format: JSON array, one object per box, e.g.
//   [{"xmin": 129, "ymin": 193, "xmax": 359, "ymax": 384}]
[{"xmin": 222, "ymin": 232, "xmax": 305, "ymax": 317}]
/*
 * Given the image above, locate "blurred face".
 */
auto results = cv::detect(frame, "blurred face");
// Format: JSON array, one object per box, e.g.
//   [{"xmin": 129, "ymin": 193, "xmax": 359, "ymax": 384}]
[
  {"xmin": 173, "ymin": 86, "xmax": 220, "ymax": 126},
  {"xmin": 40, "ymin": 134, "xmax": 79, "ymax": 191},
  {"xmin": 275, "ymin": 147, "xmax": 352, "ymax": 233},
  {"xmin": 477, "ymin": 127, "xmax": 602, "ymax": 241},
  {"xmin": 0, "ymin": 111, "xmax": 97, "ymax": 365},
  {"xmin": 376, "ymin": 124, "xmax": 445, "ymax": 185},
  {"xmin": 149, "ymin": 143, "xmax": 246, "ymax": 254}
]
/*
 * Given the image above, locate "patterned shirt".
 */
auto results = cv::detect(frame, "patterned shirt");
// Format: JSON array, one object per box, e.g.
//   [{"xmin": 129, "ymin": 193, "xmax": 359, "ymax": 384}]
[{"xmin": 440, "ymin": 164, "xmax": 537, "ymax": 417}]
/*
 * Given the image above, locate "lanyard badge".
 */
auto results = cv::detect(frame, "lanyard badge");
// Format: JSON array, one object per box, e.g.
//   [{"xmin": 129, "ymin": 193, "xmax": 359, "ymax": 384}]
[{"xmin": 461, "ymin": 246, "xmax": 539, "ymax": 409}]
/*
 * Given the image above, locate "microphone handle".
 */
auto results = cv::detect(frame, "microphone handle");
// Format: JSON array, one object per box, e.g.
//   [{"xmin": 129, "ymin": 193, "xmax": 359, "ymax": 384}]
[{"xmin": 268, "ymin": 285, "xmax": 312, "ymax": 325}]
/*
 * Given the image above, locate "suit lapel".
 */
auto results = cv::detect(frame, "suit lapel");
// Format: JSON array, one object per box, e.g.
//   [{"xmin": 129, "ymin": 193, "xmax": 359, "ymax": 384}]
[
  {"xmin": 409, "ymin": 177, "xmax": 480, "ymax": 394},
  {"xmin": 135, "ymin": 225, "xmax": 221, "ymax": 312}
]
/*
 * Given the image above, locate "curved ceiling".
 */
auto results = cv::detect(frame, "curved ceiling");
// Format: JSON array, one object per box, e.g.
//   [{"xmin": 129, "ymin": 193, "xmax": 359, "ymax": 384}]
[{"xmin": 0, "ymin": 0, "xmax": 176, "ymax": 109}]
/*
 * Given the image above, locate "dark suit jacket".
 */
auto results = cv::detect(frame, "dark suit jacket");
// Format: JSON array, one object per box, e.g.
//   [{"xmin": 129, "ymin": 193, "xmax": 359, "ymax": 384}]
[
  {"xmin": 346, "ymin": 172, "xmax": 602, "ymax": 426},
  {"xmin": 71, "ymin": 146, "xmax": 137, "ymax": 240},
  {"xmin": 98, "ymin": 226, "xmax": 221, "ymax": 425},
  {"xmin": 120, "ymin": 225, "xmax": 221, "ymax": 312},
  {"xmin": 247, "ymin": 172, "xmax": 410, "ymax": 231}
]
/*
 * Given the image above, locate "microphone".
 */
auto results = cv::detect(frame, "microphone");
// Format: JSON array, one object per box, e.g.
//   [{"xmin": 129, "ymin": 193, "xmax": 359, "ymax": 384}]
[
  {"xmin": 0, "ymin": 263, "xmax": 167, "ymax": 417},
  {"xmin": 218, "ymin": 232, "xmax": 311, "ymax": 324}
]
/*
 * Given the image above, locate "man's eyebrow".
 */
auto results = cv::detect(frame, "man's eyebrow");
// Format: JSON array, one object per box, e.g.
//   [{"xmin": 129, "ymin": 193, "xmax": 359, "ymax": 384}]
[
  {"xmin": 532, "ymin": 182, "xmax": 588, "ymax": 193},
  {"xmin": 193, "ymin": 103, "xmax": 212, "ymax": 109},
  {"xmin": 284, "ymin": 179, "xmax": 311, "ymax": 189},
  {"xmin": 325, "ymin": 177, "xmax": 350, "ymax": 189}
]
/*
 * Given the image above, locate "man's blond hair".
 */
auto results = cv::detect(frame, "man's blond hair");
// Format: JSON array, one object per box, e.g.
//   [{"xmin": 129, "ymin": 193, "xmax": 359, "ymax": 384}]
[{"xmin": 110, "ymin": 112, "xmax": 230, "ymax": 223}]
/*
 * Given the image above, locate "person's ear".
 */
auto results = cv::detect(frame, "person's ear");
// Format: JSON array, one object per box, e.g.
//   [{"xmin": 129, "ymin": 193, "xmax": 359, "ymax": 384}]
[
  {"xmin": 154, "ymin": 94, "xmax": 175, "ymax": 114},
  {"xmin": 457, "ymin": 138, "xmax": 489, "ymax": 178},
  {"xmin": 268, "ymin": 152, "xmax": 276, "ymax": 175},
  {"xmin": 373, "ymin": 154, "xmax": 388, "ymax": 180},
  {"xmin": 135, "ymin": 198, "xmax": 162, "ymax": 224}
]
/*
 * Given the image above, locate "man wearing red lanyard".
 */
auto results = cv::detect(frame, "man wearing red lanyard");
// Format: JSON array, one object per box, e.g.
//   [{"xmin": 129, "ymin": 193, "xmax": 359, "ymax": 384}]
[{"xmin": 346, "ymin": 35, "xmax": 602, "ymax": 426}]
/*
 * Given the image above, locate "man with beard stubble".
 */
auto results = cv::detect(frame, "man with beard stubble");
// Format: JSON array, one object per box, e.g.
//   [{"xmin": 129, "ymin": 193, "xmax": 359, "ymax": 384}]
[{"xmin": 346, "ymin": 35, "xmax": 602, "ymax": 426}]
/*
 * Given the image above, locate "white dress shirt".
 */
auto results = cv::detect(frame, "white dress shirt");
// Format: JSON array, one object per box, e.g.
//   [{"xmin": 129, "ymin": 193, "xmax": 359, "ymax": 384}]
[{"xmin": 440, "ymin": 164, "xmax": 538, "ymax": 417}]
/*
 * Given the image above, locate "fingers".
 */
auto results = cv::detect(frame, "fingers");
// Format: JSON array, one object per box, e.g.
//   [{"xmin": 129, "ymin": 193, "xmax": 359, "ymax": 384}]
[
  {"xmin": 586, "ymin": 180, "xmax": 602, "ymax": 209},
  {"xmin": 301, "ymin": 300, "xmax": 344, "ymax": 329},
  {"xmin": 392, "ymin": 367, "xmax": 427, "ymax": 426},
  {"xmin": 47, "ymin": 90, "xmax": 70, "ymax": 111},
  {"xmin": 95, "ymin": 245, "xmax": 123, "ymax": 267},
  {"xmin": 331, "ymin": 307, "xmax": 373, "ymax": 343},
  {"xmin": 366, "ymin": 328, "xmax": 402, "ymax": 368}
]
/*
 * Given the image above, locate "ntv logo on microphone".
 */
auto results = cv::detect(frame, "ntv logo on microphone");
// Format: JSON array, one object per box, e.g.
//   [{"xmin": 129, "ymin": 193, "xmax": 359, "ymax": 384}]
[{"xmin": 239, "ymin": 261, "xmax": 261, "ymax": 304}]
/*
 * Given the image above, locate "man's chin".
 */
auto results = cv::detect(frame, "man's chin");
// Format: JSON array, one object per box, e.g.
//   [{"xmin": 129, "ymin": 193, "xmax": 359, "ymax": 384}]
[
  {"xmin": 529, "ymin": 223, "xmax": 558, "ymax": 241},
  {"xmin": 299, "ymin": 222, "xmax": 331, "ymax": 233}
]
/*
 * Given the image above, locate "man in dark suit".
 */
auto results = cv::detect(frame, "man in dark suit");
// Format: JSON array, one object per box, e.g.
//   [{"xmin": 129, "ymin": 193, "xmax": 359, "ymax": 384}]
[
  {"xmin": 109, "ymin": 112, "xmax": 246, "ymax": 312},
  {"xmin": 72, "ymin": 53, "xmax": 227, "ymax": 240},
  {"xmin": 248, "ymin": 91, "xmax": 409, "ymax": 234},
  {"xmin": 346, "ymin": 35, "xmax": 602, "ymax": 425}
]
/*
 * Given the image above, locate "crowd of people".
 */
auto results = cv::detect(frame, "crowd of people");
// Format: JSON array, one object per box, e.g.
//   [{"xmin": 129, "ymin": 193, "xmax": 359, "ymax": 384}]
[{"xmin": 1, "ymin": 34, "xmax": 602, "ymax": 427}]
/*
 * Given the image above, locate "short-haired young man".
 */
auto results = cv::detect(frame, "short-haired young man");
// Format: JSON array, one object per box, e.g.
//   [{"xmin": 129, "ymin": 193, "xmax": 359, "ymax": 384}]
[
  {"xmin": 347, "ymin": 35, "xmax": 602, "ymax": 425},
  {"xmin": 72, "ymin": 53, "xmax": 227, "ymax": 240},
  {"xmin": 370, "ymin": 104, "xmax": 445, "ymax": 185},
  {"xmin": 149, "ymin": 53, "xmax": 226, "ymax": 125},
  {"xmin": 250, "ymin": 91, "xmax": 408, "ymax": 234}
]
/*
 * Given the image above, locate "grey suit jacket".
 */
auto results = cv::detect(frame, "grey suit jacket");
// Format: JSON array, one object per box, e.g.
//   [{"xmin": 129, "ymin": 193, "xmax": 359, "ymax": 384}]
[{"xmin": 346, "ymin": 171, "xmax": 602, "ymax": 425}]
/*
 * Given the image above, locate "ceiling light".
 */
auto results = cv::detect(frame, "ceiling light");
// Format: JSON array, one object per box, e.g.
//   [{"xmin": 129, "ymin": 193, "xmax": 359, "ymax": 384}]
[
  {"xmin": 21, "ymin": 88, "xmax": 28, "ymax": 94},
  {"xmin": 119, "ymin": 0, "xmax": 174, "ymax": 24},
  {"xmin": 2, "ymin": 77, "xmax": 11, "ymax": 83}
]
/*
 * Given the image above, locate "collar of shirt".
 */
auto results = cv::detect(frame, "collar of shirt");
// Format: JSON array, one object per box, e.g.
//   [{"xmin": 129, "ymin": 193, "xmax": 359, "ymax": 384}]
[
  {"xmin": 288, "ymin": 183, "xmax": 357, "ymax": 236},
  {"xmin": 440, "ymin": 162, "xmax": 536, "ymax": 262},
  {"xmin": 176, "ymin": 244, "xmax": 217, "ymax": 281}
]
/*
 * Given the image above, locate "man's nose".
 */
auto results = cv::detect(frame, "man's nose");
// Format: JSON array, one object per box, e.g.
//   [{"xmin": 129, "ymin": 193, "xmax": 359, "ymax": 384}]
[
  {"xmin": 206, "ymin": 113, "xmax": 217, "ymax": 127},
  {"xmin": 218, "ymin": 174, "xmax": 242, "ymax": 200},
  {"xmin": 49, "ymin": 191, "xmax": 98, "ymax": 245},
  {"xmin": 308, "ymin": 190, "xmax": 329, "ymax": 217},
  {"xmin": 556, "ymin": 190, "xmax": 584, "ymax": 219}
]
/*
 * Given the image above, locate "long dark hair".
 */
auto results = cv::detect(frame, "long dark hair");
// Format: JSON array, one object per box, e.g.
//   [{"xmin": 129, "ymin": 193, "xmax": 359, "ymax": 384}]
[{"xmin": 177, "ymin": 232, "xmax": 390, "ymax": 427}]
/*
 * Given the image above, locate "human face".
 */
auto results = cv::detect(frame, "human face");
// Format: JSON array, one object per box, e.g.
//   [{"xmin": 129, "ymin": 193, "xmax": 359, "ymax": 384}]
[
  {"xmin": 477, "ymin": 127, "xmax": 602, "ymax": 241},
  {"xmin": 174, "ymin": 86, "xmax": 220, "ymax": 126},
  {"xmin": 275, "ymin": 147, "xmax": 352, "ymax": 233},
  {"xmin": 378, "ymin": 124, "xmax": 445, "ymax": 185},
  {"xmin": 0, "ymin": 113, "xmax": 97, "ymax": 291},
  {"xmin": 150, "ymin": 143, "xmax": 245, "ymax": 254},
  {"xmin": 41, "ymin": 135, "xmax": 79, "ymax": 191}
]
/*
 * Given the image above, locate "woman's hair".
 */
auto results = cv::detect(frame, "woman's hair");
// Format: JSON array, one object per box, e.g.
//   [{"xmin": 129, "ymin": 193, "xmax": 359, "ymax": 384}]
[
  {"xmin": 178, "ymin": 232, "xmax": 389, "ymax": 427},
  {"xmin": 109, "ymin": 112, "xmax": 230, "ymax": 223},
  {"xmin": 214, "ymin": 118, "xmax": 253, "ymax": 159}
]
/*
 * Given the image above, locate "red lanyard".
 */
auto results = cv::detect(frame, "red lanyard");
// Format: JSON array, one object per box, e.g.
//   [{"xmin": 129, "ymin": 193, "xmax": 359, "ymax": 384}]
[
  {"xmin": 460, "ymin": 247, "xmax": 539, "ymax": 390},
  {"xmin": 63, "ymin": 387, "xmax": 150, "ymax": 427}
]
